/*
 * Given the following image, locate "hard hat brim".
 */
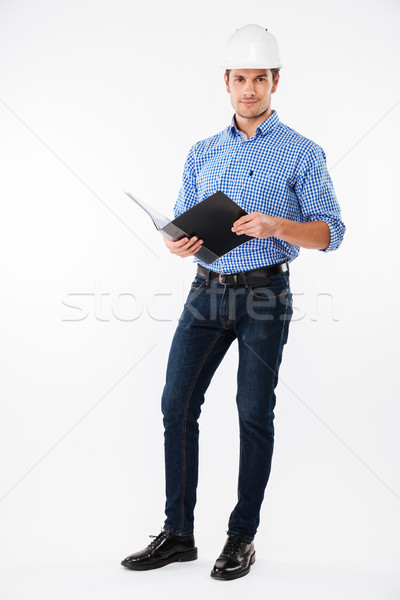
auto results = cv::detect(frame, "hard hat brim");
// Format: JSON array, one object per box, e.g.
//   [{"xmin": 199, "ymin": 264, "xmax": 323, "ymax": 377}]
[{"xmin": 221, "ymin": 61, "xmax": 283, "ymax": 69}]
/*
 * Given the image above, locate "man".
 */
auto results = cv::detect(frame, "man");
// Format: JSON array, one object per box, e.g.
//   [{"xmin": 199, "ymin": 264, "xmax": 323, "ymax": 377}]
[{"xmin": 121, "ymin": 24, "xmax": 345, "ymax": 580}]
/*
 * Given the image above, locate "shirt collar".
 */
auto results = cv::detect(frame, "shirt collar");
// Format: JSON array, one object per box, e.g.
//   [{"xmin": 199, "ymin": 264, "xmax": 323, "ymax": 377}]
[{"xmin": 229, "ymin": 110, "xmax": 280, "ymax": 140}]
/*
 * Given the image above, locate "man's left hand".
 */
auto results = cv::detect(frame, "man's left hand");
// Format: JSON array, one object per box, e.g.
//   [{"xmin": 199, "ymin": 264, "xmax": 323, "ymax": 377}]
[{"xmin": 231, "ymin": 212, "xmax": 282, "ymax": 239}]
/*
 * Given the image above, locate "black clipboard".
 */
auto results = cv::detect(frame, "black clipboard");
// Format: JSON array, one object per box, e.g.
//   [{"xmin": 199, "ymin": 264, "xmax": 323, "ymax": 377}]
[{"xmin": 125, "ymin": 190, "xmax": 254, "ymax": 264}]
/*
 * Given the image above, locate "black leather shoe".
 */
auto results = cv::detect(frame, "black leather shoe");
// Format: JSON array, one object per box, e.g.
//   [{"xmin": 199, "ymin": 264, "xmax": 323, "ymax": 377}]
[
  {"xmin": 121, "ymin": 529, "xmax": 198, "ymax": 570},
  {"xmin": 211, "ymin": 536, "xmax": 255, "ymax": 580}
]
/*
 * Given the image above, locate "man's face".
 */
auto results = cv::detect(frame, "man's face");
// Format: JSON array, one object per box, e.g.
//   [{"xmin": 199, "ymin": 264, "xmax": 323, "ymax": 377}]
[{"xmin": 224, "ymin": 69, "xmax": 279, "ymax": 120}]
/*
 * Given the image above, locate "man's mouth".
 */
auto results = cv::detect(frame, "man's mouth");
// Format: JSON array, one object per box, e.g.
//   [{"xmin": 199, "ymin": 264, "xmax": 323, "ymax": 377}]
[{"xmin": 241, "ymin": 100, "xmax": 258, "ymax": 106}]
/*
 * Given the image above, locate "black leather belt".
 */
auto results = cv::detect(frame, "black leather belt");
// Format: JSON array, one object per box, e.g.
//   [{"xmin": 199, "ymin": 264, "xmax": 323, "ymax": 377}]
[{"xmin": 197, "ymin": 260, "xmax": 289, "ymax": 286}]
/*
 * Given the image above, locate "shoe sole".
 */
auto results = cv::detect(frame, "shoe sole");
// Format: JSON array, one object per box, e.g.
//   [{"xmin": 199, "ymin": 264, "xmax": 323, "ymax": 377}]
[
  {"xmin": 210, "ymin": 551, "xmax": 256, "ymax": 581},
  {"xmin": 121, "ymin": 548, "xmax": 198, "ymax": 571}
]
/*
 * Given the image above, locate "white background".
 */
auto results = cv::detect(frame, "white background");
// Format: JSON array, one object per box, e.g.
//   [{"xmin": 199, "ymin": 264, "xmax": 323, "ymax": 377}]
[{"xmin": 0, "ymin": 0, "xmax": 399, "ymax": 598}]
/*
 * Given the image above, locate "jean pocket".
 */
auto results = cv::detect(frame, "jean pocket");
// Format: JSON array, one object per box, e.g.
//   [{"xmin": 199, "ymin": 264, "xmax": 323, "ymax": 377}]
[
  {"xmin": 190, "ymin": 274, "xmax": 207, "ymax": 291},
  {"xmin": 249, "ymin": 273, "xmax": 289, "ymax": 300}
]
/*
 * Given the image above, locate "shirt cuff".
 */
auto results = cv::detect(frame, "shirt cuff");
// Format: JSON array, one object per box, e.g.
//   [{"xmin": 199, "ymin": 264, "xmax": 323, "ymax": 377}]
[{"xmin": 306, "ymin": 216, "xmax": 346, "ymax": 253}]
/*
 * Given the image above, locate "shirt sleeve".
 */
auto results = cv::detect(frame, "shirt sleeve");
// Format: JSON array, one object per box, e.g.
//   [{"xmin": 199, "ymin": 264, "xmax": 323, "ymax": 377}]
[
  {"xmin": 173, "ymin": 144, "xmax": 198, "ymax": 218},
  {"xmin": 294, "ymin": 145, "xmax": 346, "ymax": 252}
]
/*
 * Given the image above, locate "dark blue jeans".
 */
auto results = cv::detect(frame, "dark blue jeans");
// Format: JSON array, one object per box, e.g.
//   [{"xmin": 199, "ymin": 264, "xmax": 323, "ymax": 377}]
[{"xmin": 161, "ymin": 268, "xmax": 293, "ymax": 543}]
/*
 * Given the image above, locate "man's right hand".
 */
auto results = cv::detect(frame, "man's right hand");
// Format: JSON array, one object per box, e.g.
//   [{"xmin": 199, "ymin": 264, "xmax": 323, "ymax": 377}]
[{"xmin": 163, "ymin": 235, "xmax": 204, "ymax": 258}]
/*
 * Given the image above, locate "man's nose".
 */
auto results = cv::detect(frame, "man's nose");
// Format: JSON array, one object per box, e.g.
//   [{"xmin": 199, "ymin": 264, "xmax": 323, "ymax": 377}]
[{"xmin": 243, "ymin": 81, "xmax": 255, "ymax": 96}]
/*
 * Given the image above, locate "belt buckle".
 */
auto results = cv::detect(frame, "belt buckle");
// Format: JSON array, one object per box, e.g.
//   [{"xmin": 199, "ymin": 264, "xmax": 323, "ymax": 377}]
[{"xmin": 218, "ymin": 273, "xmax": 237, "ymax": 285}]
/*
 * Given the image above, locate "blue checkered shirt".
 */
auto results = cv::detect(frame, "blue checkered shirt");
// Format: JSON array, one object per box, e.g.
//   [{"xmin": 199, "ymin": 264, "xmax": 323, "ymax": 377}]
[{"xmin": 173, "ymin": 111, "xmax": 345, "ymax": 273}]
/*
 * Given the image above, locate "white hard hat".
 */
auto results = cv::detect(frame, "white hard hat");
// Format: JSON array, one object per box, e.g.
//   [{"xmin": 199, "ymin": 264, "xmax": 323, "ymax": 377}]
[{"xmin": 221, "ymin": 24, "xmax": 282, "ymax": 69}]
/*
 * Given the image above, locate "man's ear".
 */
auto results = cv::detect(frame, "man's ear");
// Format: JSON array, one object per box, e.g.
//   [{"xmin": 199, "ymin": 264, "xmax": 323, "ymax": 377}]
[
  {"xmin": 271, "ymin": 74, "xmax": 280, "ymax": 94},
  {"xmin": 224, "ymin": 74, "xmax": 230, "ymax": 93}
]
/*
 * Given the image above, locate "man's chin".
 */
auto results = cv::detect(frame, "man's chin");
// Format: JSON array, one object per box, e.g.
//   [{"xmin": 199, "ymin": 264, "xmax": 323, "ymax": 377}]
[{"xmin": 236, "ymin": 108, "xmax": 269, "ymax": 120}]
